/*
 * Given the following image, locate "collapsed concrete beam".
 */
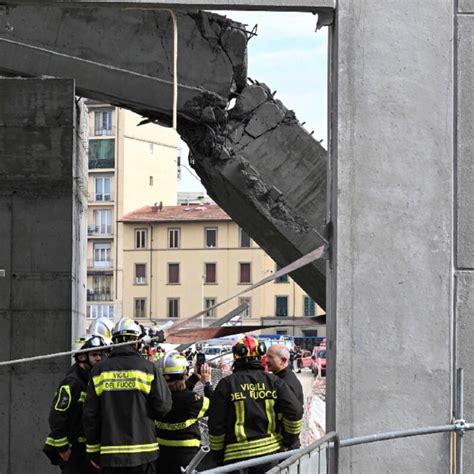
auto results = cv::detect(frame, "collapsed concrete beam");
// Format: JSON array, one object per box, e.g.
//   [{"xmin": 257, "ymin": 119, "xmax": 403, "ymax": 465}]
[
  {"xmin": 0, "ymin": 5, "xmax": 327, "ymax": 308},
  {"xmin": 0, "ymin": 6, "xmax": 247, "ymax": 125},
  {"xmin": 180, "ymin": 83, "xmax": 327, "ymax": 309}
]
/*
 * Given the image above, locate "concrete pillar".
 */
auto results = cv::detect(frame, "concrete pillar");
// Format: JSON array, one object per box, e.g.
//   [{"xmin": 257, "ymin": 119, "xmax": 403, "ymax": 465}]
[
  {"xmin": 0, "ymin": 78, "xmax": 87, "ymax": 473},
  {"xmin": 329, "ymin": 1, "xmax": 454, "ymax": 472}
]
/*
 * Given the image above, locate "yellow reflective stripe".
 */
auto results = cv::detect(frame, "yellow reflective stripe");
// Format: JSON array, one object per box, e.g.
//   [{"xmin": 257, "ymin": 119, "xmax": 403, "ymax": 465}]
[
  {"xmin": 87, "ymin": 444, "xmax": 101, "ymax": 453},
  {"xmin": 45, "ymin": 436, "xmax": 69, "ymax": 448},
  {"xmin": 224, "ymin": 436, "xmax": 282, "ymax": 462},
  {"xmin": 54, "ymin": 385, "xmax": 72, "ymax": 412},
  {"xmin": 197, "ymin": 397, "xmax": 210, "ymax": 419},
  {"xmin": 209, "ymin": 434, "xmax": 225, "ymax": 451},
  {"xmin": 100, "ymin": 443, "xmax": 159, "ymax": 454},
  {"xmin": 79, "ymin": 391, "xmax": 87, "ymax": 403},
  {"xmin": 93, "ymin": 370, "xmax": 154, "ymax": 396},
  {"xmin": 77, "ymin": 437, "xmax": 86, "ymax": 443},
  {"xmin": 282, "ymin": 417, "xmax": 303, "ymax": 434},
  {"xmin": 282, "ymin": 417, "xmax": 303, "ymax": 428},
  {"xmin": 156, "ymin": 437, "xmax": 200, "ymax": 448},
  {"xmin": 225, "ymin": 434, "xmax": 282, "ymax": 454},
  {"xmin": 156, "ymin": 418, "xmax": 197, "ymax": 431},
  {"xmin": 265, "ymin": 399, "xmax": 276, "ymax": 435},
  {"xmin": 234, "ymin": 400, "xmax": 246, "ymax": 442}
]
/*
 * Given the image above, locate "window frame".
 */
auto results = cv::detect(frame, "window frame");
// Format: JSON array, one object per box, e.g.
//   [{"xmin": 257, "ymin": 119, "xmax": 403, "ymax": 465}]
[
  {"xmin": 168, "ymin": 227, "xmax": 181, "ymax": 249},
  {"xmin": 134, "ymin": 263, "xmax": 147, "ymax": 285},
  {"xmin": 275, "ymin": 264, "xmax": 289, "ymax": 283},
  {"xmin": 94, "ymin": 176, "xmax": 112, "ymax": 202},
  {"xmin": 204, "ymin": 298, "xmax": 217, "ymax": 318},
  {"xmin": 134, "ymin": 298, "xmax": 146, "ymax": 319},
  {"xmin": 168, "ymin": 262, "xmax": 180, "ymax": 284},
  {"xmin": 94, "ymin": 109, "xmax": 113, "ymax": 136},
  {"xmin": 205, "ymin": 227, "xmax": 217, "ymax": 248},
  {"xmin": 93, "ymin": 209, "xmax": 113, "ymax": 235},
  {"xmin": 135, "ymin": 228, "xmax": 148, "ymax": 249},
  {"xmin": 275, "ymin": 295, "xmax": 289, "ymax": 317},
  {"xmin": 303, "ymin": 295, "xmax": 316, "ymax": 317},
  {"xmin": 239, "ymin": 262, "xmax": 252, "ymax": 284},
  {"xmin": 239, "ymin": 228, "xmax": 251, "ymax": 248},
  {"xmin": 204, "ymin": 262, "xmax": 217, "ymax": 284},
  {"xmin": 167, "ymin": 298, "xmax": 180, "ymax": 318},
  {"xmin": 238, "ymin": 297, "xmax": 252, "ymax": 319}
]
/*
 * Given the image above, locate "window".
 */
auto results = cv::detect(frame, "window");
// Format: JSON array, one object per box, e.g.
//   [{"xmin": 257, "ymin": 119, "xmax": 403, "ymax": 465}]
[
  {"xmin": 168, "ymin": 298, "xmax": 179, "ymax": 318},
  {"xmin": 240, "ymin": 228, "xmax": 251, "ymax": 248},
  {"xmin": 205, "ymin": 263, "xmax": 217, "ymax": 284},
  {"xmin": 304, "ymin": 296, "xmax": 316, "ymax": 317},
  {"xmin": 276, "ymin": 330, "xmax": 288, "ymax": 336},
  {"xmin": 93, "ymin": 209, "xmax": 112, "ymax": 235},
  {"xmin": 149, "ymin": 143, "xmax": 154, "ymax": 154},
  {"xmin": 149, "ymin": 176, "xmax": 154, "ymax": 186},
  {"xmin": 134, "ymin": 298, "xmax": 146, "ymax": 318},
  {"xmin": 93, "ymin": 242, "xmax": 112, "ymax": 268},
  {"xmin": 87, "ymin": 275, "xmax": 112, "ymax": 301},
  {"xmin": 135, "ymin": 229, "xmax": 147, "ymax": 249},
  {"xmin": 275, "ymin": 296, "xmax": 288, "ymax": 317},
  {"xmin": 275, "ymin": 264, "xmax": 289, "ymax": 283},
  {"xmin": 205, "ymin": 228, "xmax": 217, "ymax": 248},
  {"xmin": 239, "ymin": 262, "xmax": 251, "ymax": 284},
  {"xmin": 238, "ymin": 297, "xmax": 251, "ymax": 319},
  {"xmin": 168, "ymin": 228, "xmax": 180, "ymax": 248},
  {"xmin": 95, "ymin": 110, "xmax": 113, "ymax": 136},
  {"xmin": 94, "ymin": 176, "xmax": 112, "ymax": 201},
  {"xmin": 88, "ymin": 304, "xmax": 114, "ymax": 319},
  {"xmin": 135, "ymin": 264, "xmax": 146, "ymax": 285},
  {"xmin": 168, "ymin": 263, "xmax": 180, "ymax": 284},
  {"xmin": 88, "ymin": 139, "xmax": 115, "ymax": 169},
  {"xmin": 204, "ymin": 298, "xmax": 216, "ymax": 317}
]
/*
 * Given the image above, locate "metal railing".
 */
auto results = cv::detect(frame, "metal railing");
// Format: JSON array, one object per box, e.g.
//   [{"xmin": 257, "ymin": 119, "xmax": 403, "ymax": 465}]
[{"xmin": 87, "ymin": 259, "xmax": 113, "ymax": 269}]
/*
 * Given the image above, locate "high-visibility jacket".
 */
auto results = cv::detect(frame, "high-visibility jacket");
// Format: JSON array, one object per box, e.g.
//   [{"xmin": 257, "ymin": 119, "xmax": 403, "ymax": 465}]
[
  {"xmin": 155, "ymin": 389, "xmax": 209, "ymax": 448},
  {"xmin": 208, "ymin": 359, "xmax": 304, "ymax": 464},
  {"xmin": 43, "ymin": 363, "xmax": 89, "ymax": 465},
  {"xmin": 82, "ymin": 345, "xmax": 172, "ymax": 468}
]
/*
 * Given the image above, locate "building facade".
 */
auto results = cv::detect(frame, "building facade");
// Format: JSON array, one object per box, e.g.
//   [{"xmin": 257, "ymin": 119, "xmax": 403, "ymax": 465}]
[
  {"xmin": 86, "ymin": 102, "xmax": 178, "ymax": 321},
  {"xmin": 120, "ymin": 204, "xmax": 326, "ymax": 337}
]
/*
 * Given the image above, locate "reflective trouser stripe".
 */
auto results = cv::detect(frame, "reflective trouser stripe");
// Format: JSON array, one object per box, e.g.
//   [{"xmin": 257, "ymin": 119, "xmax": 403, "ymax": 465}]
[
  {"xmin": 209, "ymin": 433, "xmax": 225, "ymax": 451},
  {"xmin": 77, "ymin": 437, "xmax": 86, "ymax": 443},
  {"xmin": 100, "ymin": 442, "xmax": 159, "ymax": 454},
  {"xmin": 86, "ymin": 444, "xmax": 101, "ymax": 453},
  {"xmin": 45, "ymin": 436, "xmax": 69, "ymax": 448},
  {"xmin": 234, "ymin": 400, "xmax": 246, "ymax": 442},
  {"xmin": 265, "ymin": 399, "xmax": 276, "ymax": 434},
  {"xmin": 157, "ymin": 437, "xmax": 201, "ymax": 448},
  {"xmin": 224, "ymin": 435, "xmax": 282, "ymax": 462}
]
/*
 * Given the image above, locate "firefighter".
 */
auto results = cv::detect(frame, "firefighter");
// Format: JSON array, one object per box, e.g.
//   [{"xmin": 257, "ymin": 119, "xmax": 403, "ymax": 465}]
[
  {"xmin": 88, "ymin": 317, "xmax": 114, "ymax": 345},
  {"xmin": 82, "ymin": 318, "xmax": 172, "ymax": 474},
  {"xmin": 208, "ymin": 335, "xmax": 304, "ymax": 474},
  {"xmin": 155, "ymin": 351, "xmax": 211, "ymax": 474},
  {"xmin": 43, "ymin": 334, "xmax": 108, "ymax": 474}
]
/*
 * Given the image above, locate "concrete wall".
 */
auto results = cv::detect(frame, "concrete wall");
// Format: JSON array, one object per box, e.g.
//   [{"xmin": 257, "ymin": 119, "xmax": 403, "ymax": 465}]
[
  {"xmin": 329, "ymin": 1, "xmax": 454, "ymax": 472},
  {"xmin": 0, "ymin": 78, "xmax": 87, "ymax": 473}
]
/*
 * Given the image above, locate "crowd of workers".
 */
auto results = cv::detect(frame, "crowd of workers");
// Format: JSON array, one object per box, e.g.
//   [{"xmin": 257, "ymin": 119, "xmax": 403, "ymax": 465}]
[{"xmin": 43, "ymin": 317, "xmax": 305, "ymax": 474}]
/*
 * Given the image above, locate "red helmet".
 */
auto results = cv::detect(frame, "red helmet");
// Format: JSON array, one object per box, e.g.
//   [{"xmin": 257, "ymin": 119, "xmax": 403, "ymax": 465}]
[{"xmin": 232, "ymin": 335, "xmax": 266, "ymax": 360}]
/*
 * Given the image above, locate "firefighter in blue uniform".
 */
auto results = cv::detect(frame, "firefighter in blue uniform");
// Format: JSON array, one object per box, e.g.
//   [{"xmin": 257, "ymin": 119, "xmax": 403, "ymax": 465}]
[
  {"xmin": 43, "ymin": 334, "xmax": 108, "ymax": 473},
  {"xmin": 82, "ymin": 318, "xmax": 172, "ymax": 474},
  {"xmin": 208, "ymin": 335, "xmax": 304, "ymax": 474}
]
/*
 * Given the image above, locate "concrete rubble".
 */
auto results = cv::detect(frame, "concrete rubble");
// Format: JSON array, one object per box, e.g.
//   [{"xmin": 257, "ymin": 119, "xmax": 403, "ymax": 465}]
[{"xmin": 0, "ymin": 5, "xmax": 327, "ymax": 308}]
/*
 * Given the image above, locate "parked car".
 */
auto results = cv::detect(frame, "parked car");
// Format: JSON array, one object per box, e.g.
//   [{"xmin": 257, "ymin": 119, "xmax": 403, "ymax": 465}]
[
  {"xmin": 300, "ymin": 349, "xmax": 312, "ymax": 368},
  {"xmin": 203, "ymin": 345, "xmax": 233, "ymax": 368},
  {"xmin": 311, "ymin": 345, "xmax": 326, "ymax": 377}
]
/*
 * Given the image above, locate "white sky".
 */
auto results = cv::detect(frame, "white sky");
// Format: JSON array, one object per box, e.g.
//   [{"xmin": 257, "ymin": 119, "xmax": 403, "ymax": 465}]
[{"xmin": 177, "ymin": 11, "xmax": 328, "ymax": 193}]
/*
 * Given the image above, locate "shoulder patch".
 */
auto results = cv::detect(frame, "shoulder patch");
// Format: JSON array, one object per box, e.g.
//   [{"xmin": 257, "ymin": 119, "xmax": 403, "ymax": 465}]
[
  {"xmin": 54, "ymin": 385, "xmax": 72, "ymax": 412},
  {"xmin": 194, "ymin": 393, "xmax": 201, "ymax": 401}
]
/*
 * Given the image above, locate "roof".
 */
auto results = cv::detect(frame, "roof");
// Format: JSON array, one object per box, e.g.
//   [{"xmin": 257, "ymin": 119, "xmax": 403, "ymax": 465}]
[{"xmin": 120, "ymin": 204, "xmax": 232, "ymax": 223}]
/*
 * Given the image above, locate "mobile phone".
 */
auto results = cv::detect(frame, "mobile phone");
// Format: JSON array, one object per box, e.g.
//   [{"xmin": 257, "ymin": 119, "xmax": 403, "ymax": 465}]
[{"xmin": 196, "ymin": 352, "xmax": 206, "ymax": 373}]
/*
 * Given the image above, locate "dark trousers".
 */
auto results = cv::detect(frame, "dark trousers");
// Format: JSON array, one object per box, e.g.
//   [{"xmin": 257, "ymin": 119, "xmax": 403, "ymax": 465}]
[
  {"xmin": 155, "ymin": 446, "xmax": 199, "ymax": 474},
  {"xmin": 60, "ymin": 448, "xmax": 98, "ymax": 474},
  {"xmin": 102, "ymin": 463, "xmax": 156, "ymax": 474}
]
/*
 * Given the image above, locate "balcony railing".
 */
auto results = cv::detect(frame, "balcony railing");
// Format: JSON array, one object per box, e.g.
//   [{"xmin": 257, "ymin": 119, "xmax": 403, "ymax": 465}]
[
  {"xmin": 88, "ymin": 259, "xmax": 113, "ymax": 270},
  {"xmin": 88, "ymin": 158, "xmax": 115, "ymax": 169},
  {"xmin": 87, "ymin": 289, "xmax": 113, "ymax": 301},
  {"xmin": 88, "ymin": 225, "xmax": 113, "ymax": 236}
]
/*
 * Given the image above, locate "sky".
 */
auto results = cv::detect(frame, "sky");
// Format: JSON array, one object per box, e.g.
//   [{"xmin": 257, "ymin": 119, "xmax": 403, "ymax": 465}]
[{"xmin": 177, "ymin": 11, "xmax": 328, "ymax": 193}]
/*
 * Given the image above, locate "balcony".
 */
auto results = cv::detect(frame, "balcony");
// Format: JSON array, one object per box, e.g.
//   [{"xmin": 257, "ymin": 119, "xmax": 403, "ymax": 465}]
[
  {"xmin": 88, "ymin": 139, "xmax": 115, "ymax": 170},
  {"xmin": 88, "ymin": 259, "xmax": 113, "ymax": 270},
  {"xmin": 88, "ymin": 225, "xmax": 113, "ymax": 237},
  {"xmin": 87, "ymin": 289, "xmax": 113, "ymax": 301},
  {"xmin": 89, "ymin": 158, "xmax": 115, "ymax": 169}
]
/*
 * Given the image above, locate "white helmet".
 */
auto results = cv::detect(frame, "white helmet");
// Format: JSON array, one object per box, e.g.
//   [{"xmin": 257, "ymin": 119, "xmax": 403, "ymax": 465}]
[
  {"xmin": 88, "ymin": 318, "xmax": 114, "ymax": 345},
  {"xmin": 112, "ymin": 318, "xmax": 142, "ymax": 342},
  {"xmin": 156, "ymin": 350, "xmax": 188, "ymax": 375}
]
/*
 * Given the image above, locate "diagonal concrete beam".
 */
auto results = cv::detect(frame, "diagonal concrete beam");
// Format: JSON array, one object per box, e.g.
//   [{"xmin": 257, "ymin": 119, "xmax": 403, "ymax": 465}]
[{"xmin": 0, "ymin": 5, "xmax": 327, "ymax": 308}]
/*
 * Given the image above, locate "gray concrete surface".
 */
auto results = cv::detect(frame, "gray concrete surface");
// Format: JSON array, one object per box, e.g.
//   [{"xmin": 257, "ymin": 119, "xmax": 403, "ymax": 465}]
[
  {"xmin": 328, "ymin": 1, "xmax": 454, "ymax": 472},
  {"xmin": 0, "ymin": 78, "xmax": 87, "ymax": 473}
]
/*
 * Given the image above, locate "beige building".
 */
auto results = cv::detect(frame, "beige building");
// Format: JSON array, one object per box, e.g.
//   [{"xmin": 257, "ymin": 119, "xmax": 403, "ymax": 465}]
[
  {"xmin": 120, "ymin": 204, "xmax": 326, "ymax": 338},
  {"xmin": 86, "ymin": 102, "xmax": 179, "ymax": 321}
]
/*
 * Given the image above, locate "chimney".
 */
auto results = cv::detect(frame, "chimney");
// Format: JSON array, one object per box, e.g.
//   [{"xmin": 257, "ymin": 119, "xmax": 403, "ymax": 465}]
[{"xmin": 151, "ymin": 202, "xmax": 159, "ymax": 212}]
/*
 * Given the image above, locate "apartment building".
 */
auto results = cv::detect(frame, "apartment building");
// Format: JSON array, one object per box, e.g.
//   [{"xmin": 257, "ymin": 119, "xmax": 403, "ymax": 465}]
[
  {"xmin": 120, "ymin": 204, "xmax": 326, "ymax": 337},
  {"xmin": 86, "ymin": 102, "xmax": 179, "ymax": 321}
]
